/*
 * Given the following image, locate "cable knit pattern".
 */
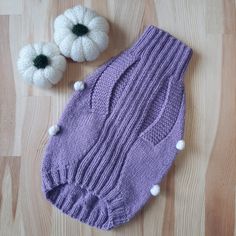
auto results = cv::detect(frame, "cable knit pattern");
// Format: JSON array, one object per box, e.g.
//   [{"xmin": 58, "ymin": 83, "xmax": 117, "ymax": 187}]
[{"xmin": 41, "ymin": 25, "xmax": 192, "ymax": 230}]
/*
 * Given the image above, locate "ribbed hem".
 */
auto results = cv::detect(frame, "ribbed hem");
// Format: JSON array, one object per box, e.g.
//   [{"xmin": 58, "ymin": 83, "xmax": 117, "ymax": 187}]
[
  {"xmin": 42, "ymin": 164, "xmax": 128, "ymax": 230},
  {"xmin": 129, "ymin": 25, "xmax": 192, "ymax": 77}
]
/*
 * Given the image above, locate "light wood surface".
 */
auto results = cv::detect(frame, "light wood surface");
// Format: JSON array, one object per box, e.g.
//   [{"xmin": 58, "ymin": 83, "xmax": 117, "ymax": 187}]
[{"xmin": 0, "ymin": 0, "xmax": 235, "ymax": 235}]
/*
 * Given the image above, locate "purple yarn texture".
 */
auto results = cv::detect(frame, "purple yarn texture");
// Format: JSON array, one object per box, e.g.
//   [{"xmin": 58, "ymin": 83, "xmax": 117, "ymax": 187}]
[{"xmin": 41, "ymin": 25, "xmax": 192, "ymax": 230}]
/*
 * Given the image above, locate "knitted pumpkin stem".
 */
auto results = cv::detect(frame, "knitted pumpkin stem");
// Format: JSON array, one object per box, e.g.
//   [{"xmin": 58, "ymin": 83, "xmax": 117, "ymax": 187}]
[
  {"xmin": 33, "ymin": 54, "xmax": 49, "ymax": 69},
  {"xmin": 72, "ymin": 23, "xmax": 89, "ymax": 36}
]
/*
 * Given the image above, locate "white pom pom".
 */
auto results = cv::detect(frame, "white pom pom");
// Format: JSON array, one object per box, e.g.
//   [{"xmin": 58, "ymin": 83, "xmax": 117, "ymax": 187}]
[
  {"xmin": 176, "ymin": 140, "xmax": 185, "ymax": 150},
  {"xmin": 74, "ymin": 81, "xmax": 85, "ymax": 91},
  {"xmin": 48, "ymin": 125, "xmax": 60, "ymax": 136},
  {"xmin": 150, "ymin": 185, "xmax": 160, "ymax": 196}
]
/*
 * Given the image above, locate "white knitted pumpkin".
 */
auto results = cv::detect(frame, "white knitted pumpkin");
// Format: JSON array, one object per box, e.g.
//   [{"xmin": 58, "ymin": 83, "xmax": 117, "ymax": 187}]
[
  {"xmin": 17, "ymin": 42, "xmax": 66, "ymax": 89},
  {"xmin": 54, "ymin": 5, "xmax": 109, "ymax": 62}
]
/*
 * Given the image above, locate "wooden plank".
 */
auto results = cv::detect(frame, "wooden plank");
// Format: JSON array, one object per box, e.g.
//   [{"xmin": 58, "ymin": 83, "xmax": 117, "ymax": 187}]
[
  {"xmin": 0, "ymin": 0, "xmax": 235, "ymax": 235},
  {"xmin": 0, "ymin": 0, "xmax": 22, "ymax": 15}
]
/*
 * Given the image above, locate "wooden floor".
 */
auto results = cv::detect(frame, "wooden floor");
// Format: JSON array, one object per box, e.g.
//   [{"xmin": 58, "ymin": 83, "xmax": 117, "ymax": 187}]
[{"xmin": 0, "ymin": 0, "xmax": 236, "ymax": 235}]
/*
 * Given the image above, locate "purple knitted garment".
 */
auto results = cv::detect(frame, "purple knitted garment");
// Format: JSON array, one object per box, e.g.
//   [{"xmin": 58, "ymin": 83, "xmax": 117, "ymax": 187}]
[{"xmin": 42, "ymin": 25, "xmax": 192, "ymax": 230}]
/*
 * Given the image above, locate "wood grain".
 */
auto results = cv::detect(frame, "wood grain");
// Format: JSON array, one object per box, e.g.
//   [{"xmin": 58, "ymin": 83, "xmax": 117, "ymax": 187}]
[{"xmin": 0, "ymin": 0, "xmax": 235, "ymax": 235}]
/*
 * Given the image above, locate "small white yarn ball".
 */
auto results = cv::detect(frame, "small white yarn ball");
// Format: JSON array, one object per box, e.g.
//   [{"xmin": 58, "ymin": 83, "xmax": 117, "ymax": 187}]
[
  {"xmin": 17, "ymin": 42, "xmax": 67, "ymax": 89},
  {"xmin": 48, "ymin": 125, "xmax": 60, "ymax": 136},
  {"xmin": 74, "ymin": 81, "xmax": 85, "ymax": 91},
  {"xmin": 176, "ymin": 140, "xmax": 185, "ymax": 151},
  {"xmin": 150, "ymin": 185, "xmax": 160, "ymax": 196},
  {"xmin": 54, "ymin": 5, "xmax": 109, "ymax": 62}
]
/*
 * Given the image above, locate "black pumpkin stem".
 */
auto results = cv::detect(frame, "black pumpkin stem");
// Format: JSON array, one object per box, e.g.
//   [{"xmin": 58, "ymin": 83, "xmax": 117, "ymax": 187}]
[
  {"xmin": 33, "ymin": 54, "xmax": 49, "ymax": 69},
  {"xmin": 72, "ymin": 23, "xmax": 89, "ymax": 37}
]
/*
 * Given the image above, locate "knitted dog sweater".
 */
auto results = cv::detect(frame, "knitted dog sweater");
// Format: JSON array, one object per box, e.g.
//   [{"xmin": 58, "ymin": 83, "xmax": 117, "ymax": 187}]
[{"xmin": 42, "ymin": 25, "xmax": 192, "ymax": 230}]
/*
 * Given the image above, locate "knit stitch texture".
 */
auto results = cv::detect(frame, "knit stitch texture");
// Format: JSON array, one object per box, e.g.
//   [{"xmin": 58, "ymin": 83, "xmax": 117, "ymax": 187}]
[{"xmin": 42, "ymin": 25, "xmax": 192, "ymax": 230}]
